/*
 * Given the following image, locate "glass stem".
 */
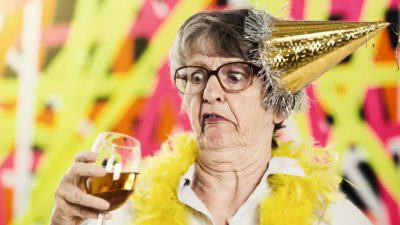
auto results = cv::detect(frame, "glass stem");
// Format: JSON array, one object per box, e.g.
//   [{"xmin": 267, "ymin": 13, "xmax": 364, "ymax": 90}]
[{"xmin": 96, "ymin": 212, "xmax": 106, "ymax": 225}]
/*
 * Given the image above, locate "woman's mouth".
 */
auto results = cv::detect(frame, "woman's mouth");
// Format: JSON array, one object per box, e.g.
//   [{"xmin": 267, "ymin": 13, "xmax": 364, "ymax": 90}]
[{"xmin": 202, "ymin": 113, "xmax": 228, "ymax": 124}]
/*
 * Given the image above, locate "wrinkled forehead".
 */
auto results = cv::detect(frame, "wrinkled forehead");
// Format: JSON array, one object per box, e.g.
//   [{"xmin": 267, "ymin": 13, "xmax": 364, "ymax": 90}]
[
  {"xmin": 183, "ymin": 33, "xmax": 251, "ymax": 65},
  {"xmin": 186, "ymin": 54, "xmax": 245, "ymax": 68}
]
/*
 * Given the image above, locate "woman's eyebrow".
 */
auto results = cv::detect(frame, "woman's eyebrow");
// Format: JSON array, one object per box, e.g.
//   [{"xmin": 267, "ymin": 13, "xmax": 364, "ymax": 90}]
[
  {"xmin": 187, "ymin": 58, "xmax": 243, "ymax": 67},
  {"xmin": 187, "ymin": 61, "xmax": 208, "ymax": 67}
]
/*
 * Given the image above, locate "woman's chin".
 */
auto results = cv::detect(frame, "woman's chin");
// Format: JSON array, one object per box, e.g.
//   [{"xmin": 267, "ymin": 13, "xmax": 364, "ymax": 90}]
[{"xmin": 199, "ymin": 126, "xmax": 235, "ymax": 150}]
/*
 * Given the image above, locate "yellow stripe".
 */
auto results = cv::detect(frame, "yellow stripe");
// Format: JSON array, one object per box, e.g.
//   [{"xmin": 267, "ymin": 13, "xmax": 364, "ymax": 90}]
[
  {"xmin": 314, "ymin": 0, "xmax": 400, "ymax": 201},
  {"xmin": 14, "ymin": 0, "xmax": 212, "ymax": 224},
  {"xmin": 13, "ymin": 0, "xmax": 146, "ymax": 223}
]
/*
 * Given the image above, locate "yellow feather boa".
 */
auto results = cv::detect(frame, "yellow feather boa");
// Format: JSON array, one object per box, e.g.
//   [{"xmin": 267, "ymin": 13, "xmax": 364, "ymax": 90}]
[{"xmin": 131, "ymin": 133, "xmax": 342, "ymax": 225}]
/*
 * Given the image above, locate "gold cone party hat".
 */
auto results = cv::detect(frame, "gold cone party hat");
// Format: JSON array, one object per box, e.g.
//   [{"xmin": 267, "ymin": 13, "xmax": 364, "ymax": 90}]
[
  {"xmin": 244, "ymin": 8, "xmax": 389, "ymax": 116},
  {"xmin": 268, "ymin": 20, "xmax": 388, "ymax": 93}
]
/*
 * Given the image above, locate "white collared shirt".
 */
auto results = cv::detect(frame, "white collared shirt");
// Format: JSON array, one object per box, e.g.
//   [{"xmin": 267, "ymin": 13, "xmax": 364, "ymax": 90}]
[{"xmin": 83, "ymin": 156, "xmax": 372, "ymax": 225}]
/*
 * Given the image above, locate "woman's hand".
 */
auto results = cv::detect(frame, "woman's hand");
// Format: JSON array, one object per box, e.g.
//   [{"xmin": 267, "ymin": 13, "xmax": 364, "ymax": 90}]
[{"xmin": 50, "ymin": 151, "xmax": 111, "ymax": 225}]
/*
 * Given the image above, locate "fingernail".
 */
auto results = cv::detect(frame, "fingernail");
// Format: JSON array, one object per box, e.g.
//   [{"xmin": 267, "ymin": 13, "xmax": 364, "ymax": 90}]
[
  {"xmin": 97, "ymin": 167, "xmax": 106, "ymax": 175},
  {"xmin": 101, "ymin": 200, "xmax": 110, "ymax": 209}
]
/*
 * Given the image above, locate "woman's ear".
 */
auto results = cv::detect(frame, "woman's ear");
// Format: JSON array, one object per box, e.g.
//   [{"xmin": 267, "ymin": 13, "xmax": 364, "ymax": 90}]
[{"xmin": 273, "ymin": 112, "xmax": 284, "ymax": 124}]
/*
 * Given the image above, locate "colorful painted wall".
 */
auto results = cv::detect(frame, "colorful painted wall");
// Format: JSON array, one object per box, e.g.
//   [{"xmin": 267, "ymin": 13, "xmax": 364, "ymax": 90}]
[{"xmin": 0, "ymin": 0, "xmax": 399, "ymax": 224}]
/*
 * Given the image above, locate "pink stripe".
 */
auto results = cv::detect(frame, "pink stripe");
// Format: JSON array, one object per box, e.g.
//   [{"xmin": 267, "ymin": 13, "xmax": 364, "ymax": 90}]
[
  {"xmin": 0, "ymin": 151, "xmax": 42, "ymax": 171},
  {"xmin": 378, "ymin": 180, "xmax": 400, "ymax": 225},
  {"xmin": 41, "ymin": 23, "xmax": 70, "ymax": 47},
  {"xmin": 290, "ymin": 0, "xmax": 306, "ymax": 20},
  {"xmin": 0, "ymin": 154, "xmax": 13, "ymax": 170},
  {"xmin": 136, "ymin": 61, "xmax": 190, "ymax": 156},
  {"xmin": 363, "ymin": 88, "xmax": 400, "ymax": 150},
  {"xmin": 389, "ymin": 0, "xmax": 400, "ymax": 9},
  {"xmin": 40, "ymin": 0, "xmax": 179, "ymax": 47},
  {"xmin": 0, "ymin": 151, "xmax": 42, "ymax": 225},
  {"xmin": 330, "ymin": 0, "xmax": 365, "ymax": 21},
  {"xmin": 130, "ymin": 0, "xmax": 179, "ymax": 38},
  {"xmin": 306, "ymin": 87, "xmax": 331, "ymax": 146},
  {"xmin": 0, "ymin": 181, "xmax": 5, "ymax": 225}
]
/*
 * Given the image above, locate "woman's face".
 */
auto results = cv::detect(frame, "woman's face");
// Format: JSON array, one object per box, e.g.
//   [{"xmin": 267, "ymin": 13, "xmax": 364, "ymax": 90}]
[{"xmin": 182, "ymin": 54, "xmax": 282, "ymax": 150}]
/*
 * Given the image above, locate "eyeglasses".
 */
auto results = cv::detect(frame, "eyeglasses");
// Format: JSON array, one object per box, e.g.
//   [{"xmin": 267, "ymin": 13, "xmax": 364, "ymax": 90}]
[{"xmin": 174, "ymin": 61, "xmax": 259, "ymax": 95}]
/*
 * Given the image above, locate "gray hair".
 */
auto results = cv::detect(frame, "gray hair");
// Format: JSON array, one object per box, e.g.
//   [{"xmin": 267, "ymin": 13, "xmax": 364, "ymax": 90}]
[
  {"xmin": 169, "ymin": 8, "xmax": 255, "ymax": 76},
  {"xmin": 169, "ymin": 8, "xmax": 307, "ymax": 118}
]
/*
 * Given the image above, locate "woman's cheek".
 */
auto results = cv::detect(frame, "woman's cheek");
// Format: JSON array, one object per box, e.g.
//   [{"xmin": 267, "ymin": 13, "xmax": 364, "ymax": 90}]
[{"xmin": 186, "ymin": 97, "xmax": 202, "ymax": 132}]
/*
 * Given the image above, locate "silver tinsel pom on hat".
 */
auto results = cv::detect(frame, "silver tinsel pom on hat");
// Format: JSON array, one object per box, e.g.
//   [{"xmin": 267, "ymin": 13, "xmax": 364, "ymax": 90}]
[{"xmin": 244, "ymin": 8, "xmax": 307, "ymax": 118}]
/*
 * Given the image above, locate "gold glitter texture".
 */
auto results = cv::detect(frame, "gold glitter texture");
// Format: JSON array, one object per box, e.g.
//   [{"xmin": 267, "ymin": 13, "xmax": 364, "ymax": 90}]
[{"xmin": 264, "ymin": 20, "xmax": 389, "ymax": 93}]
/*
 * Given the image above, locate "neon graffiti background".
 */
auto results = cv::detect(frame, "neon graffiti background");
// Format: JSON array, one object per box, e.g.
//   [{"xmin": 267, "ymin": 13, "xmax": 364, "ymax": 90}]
[{"xmin": 0, "ymin": 0, "xmax": 399, "ymax": 224}]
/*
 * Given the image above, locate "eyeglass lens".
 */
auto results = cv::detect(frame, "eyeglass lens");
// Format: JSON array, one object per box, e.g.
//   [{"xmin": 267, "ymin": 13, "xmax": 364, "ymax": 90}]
[{"xmin": 175, "ymin": 62, "xmax": 253, "ymax": 94}]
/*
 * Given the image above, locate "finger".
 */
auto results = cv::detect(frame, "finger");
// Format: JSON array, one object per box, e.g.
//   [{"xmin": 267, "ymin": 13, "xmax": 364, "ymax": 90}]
[
  {"xmin": 75, "ymin": 151, "xmax": 97, "ymax": 163},
  {"xmin": 56, "ymin": 184, "xmax": 110, "ymax": 211},
  {"xmin": 58, "ymin": 198, "xmax": 102, "ymax": 219},
  {"xmin": 65, "ymin": 163, "xmax": 105, "ymax": 182}
]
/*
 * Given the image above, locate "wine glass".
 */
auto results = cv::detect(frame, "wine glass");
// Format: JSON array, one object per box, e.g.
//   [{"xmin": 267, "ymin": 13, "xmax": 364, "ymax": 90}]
[{"xmin": 86, "ymin": 132, "xmax": 141, "ymax": 225}]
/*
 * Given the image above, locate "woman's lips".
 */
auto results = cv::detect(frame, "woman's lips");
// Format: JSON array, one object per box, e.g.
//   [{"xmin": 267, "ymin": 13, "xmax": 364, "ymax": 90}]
[{"xmin": 202, "ymin": 113, "xmax": 228, "ymax": 124}]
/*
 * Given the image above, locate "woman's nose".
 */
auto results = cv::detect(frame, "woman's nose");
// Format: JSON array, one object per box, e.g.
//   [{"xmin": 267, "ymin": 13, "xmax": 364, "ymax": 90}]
[{"xmin": 202, "ymin": 76, "xmax": 225, "ymax": 103}]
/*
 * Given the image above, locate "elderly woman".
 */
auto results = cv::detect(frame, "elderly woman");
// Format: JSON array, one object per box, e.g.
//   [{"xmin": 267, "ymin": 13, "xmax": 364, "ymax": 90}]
[{"xmin": 50, "ymin": 7, "xmax": 385, "ymax": 225}]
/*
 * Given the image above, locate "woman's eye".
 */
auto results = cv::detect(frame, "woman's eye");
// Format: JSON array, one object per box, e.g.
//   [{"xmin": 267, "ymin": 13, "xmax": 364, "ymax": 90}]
[
  {"xmin": 190, "ymin": 72, "xmax": 205, "ymax": 84},
  {"xmin": 227, "ymin": 72, "xmax": 244, "ymax": 83}
]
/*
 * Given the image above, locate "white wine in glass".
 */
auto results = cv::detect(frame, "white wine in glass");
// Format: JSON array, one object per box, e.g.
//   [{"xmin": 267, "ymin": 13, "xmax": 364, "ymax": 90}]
[{"xmin": 86, "ymin": 132, "xmax": 141, "ymax": 224}]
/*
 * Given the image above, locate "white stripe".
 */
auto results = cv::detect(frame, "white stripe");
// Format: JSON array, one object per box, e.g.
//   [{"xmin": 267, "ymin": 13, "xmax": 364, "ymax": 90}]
[{"xmin": 13, "ymin": 0, "xmax": 42, "ymax": 218}]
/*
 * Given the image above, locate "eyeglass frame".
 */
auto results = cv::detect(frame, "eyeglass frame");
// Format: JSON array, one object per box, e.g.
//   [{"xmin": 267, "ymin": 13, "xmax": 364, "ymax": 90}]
[{"xmin": 173, "ymin": 61, "xmax": 261, "ymax": 95}]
